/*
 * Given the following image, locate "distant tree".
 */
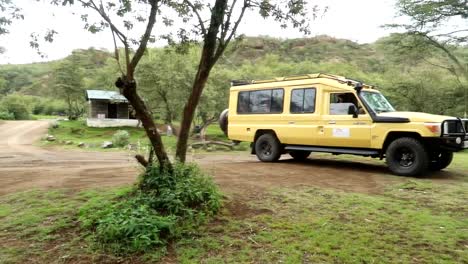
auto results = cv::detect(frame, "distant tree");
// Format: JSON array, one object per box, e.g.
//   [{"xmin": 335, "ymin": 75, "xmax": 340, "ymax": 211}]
[
  {"xmin": 389, "ymin": 0, "xmax": 468, "ymax": 117},
  {"xmin": 52, "ymin": 55, "xmax": 85, "ymax": 120},
  {"xmin": 137, "ymin": 48, "xmax": 198, "ymax": 125}
]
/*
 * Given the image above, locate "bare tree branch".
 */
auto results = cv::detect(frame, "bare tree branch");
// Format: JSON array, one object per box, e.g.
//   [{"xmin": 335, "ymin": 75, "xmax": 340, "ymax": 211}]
[
  {"xmin": 184, "ymin": 0, "xmax": 207, "ymax": 37},
  {"xmin": 129, "ymin": 0, "xmax": 159, "ymax": 78}
]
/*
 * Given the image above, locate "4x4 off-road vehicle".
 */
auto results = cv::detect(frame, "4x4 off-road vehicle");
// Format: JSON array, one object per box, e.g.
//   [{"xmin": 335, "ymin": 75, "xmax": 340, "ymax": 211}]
[{"xmin": 219, "ymin": 73, "xmax": 468, "ymax": 176}]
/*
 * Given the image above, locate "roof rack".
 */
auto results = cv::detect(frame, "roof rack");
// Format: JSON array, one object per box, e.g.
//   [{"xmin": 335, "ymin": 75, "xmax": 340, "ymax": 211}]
[{"xmin": 231, "ymin": 73, "xmax": 374, "ymax": 89}]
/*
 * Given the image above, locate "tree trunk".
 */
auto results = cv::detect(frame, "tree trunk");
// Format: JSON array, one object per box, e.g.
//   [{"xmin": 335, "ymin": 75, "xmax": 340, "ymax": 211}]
[
  {"xmin": 174, "ymin": 0, "xmax": 228, "ymax": 162},
  {"xmin": 118, "ymin": 79, "xmax": 172, "ymax": 169},
  {"xmin": 199, "ymin": 116, "xmax": 217, "ymax": 141},
  {"xmin": 160, "ymin": 91, "xmax": 173, "ymax": 124},
  {"xmin": 175, "ymin": 67, "xmax": 211, "ymax": 162}
]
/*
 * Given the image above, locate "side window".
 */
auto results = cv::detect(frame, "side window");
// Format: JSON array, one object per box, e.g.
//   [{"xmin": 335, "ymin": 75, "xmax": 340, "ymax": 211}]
[
  {"xmin": 290, "ymin": 88, "xmax": 316, "ymax": 113},
  {"xmin": 249, "ymin": 90, "xmax": 271, "ymax": 113},
  {"xmin": 237, "ymin": 89, "xmax": 284, "ymax": 114},
  {"xmin": 329, "ymin": 92, "xmax": 360, "ymax": 115},
  {"xmin": 271, "ymin": 89, "xmax": 284, "ymax": 113},
  {"xmin": 237, "ymin": 91, "xmax": 250, "ymax": 113}
]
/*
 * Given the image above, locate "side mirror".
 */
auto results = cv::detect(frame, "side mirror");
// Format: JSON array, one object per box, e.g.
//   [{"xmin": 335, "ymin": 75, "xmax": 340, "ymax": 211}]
[{"xmin": 348, "ymin": 105, "xmax": 358, "ymax": 118}]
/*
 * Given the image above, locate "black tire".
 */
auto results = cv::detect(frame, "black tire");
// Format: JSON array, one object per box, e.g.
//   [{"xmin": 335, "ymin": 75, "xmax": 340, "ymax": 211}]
[
  {"xmin": 429, "ymin": 151, "xmax": 453, "ymax": 171},
  {"xmin": 218, "ymin": 109, "xmax": 229, "ymax": 136},
  {"xmin": 255, "ymin": 133, "xmax": 281, "ymax": 162},
  {"xmin": 385, "ymin": 137, "xmax": 429, "ymax": 176},
  {"xmin": 289, "ymin": 150, "xmax": 311, "ymax": 161}
]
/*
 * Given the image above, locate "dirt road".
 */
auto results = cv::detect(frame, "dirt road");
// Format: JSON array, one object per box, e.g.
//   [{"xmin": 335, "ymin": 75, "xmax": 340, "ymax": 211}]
[
  {"xmin": 0, "ymin": 121, "xmax": 139, "ymax": 195},
  {"xmin": 0, "ymin": 121, "xmax": 463, "ymax": 197}
]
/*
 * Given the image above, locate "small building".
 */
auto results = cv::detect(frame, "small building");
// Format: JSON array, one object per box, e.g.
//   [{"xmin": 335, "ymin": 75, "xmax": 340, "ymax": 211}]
[{"xmin": 85, "ymin": 90, "xmax": 139, "ymax": 127}]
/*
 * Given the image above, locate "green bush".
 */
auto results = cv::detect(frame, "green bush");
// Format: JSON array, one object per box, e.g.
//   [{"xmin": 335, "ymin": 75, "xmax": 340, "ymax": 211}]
[
  {"xmin": 0, "ymin": 111, "xmax": 14, "ymax": 120},
  {"xmin": 79, "ymin": 163, "xmax": 221, "ymax": 255},
  {"xmin": 0, "ymin": 94, "xmax": 32, "ymax": 120},
  {"xmin": 139, "ymin": 163, "xmax": 222, "ymax": 221},
  {"xmin": 94, "ymin": 202, "xmax": 175, "ymax": 253},
  {"xmin": 112, "ymin": 130, "xmax": 130, "ymax": 147}
]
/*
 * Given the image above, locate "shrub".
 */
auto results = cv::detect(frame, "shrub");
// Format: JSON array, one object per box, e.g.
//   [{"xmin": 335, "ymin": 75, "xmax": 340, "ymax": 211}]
[
  {"xmin": 94, "ymin": 201, "xmax": 176, "ymax": 254},
  {"xmin": 139, "ymin": 163, "xmax": 222, "ymax": 221},
  {"xmin": 0, "ymin": 94, "xmax": 32, "ymax": 120},
  {"xmin": 112, "ymin": 130, "xmax": 130, "ymax": 147},
  {"xmin": 79, "ymin": 163, "xmax": 221, "ymax": 255},
  {"xmin": 0, "ymin": 111, "xmax": 14, "ymax": 120}
]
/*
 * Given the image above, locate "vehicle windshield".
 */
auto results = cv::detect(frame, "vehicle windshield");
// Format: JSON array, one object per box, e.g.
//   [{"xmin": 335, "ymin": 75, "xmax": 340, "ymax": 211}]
[{"xmin": 361, "ymin": 91, "xmax": 395, "ymax": 113}]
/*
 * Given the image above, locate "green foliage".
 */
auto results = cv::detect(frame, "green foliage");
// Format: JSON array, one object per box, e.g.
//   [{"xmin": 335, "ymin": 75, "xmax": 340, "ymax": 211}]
[
  {"xmin": 0, "ymin": 93, "xmax": 32, "ymax": 120},
  {"xmin": 112, "ymin": 130, "xmax": 130, "ymax": 147},
  {"xmin": 0, "ymin": 110, "xmax": 13, "ymax": 120},
  {"xmin": 79, "ymin": 163, "xmax": 221, "ymax": 255},
  {"xmin": 139, "ymin": 163, "xmax": 222, "ymax": 220},
  {"xmin": 2, "ymin": 35, "xmax": 468, "ymax": 118},
  {"xmin": 93, "ymin": 201, "xmax": 176, "ymax": 254}
]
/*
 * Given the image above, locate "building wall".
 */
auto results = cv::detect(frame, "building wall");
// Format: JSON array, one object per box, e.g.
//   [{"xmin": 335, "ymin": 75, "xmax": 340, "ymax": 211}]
[
  {"xmin": 88, "ymin": 100, "xmax": 129, "ymax": 119},
  {"xmin": 86, "ymin": 118, "xmax": 139, "ymax": 128},
  {"xmin": 89, "ymin": 100, "xmax": 108, "ymax": 118}
]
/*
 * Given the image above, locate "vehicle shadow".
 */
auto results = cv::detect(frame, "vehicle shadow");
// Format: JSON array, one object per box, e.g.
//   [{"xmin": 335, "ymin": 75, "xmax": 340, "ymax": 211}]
[{"xmin": 276, "ymin": 157, "xmax": 462, "ymax": 180}]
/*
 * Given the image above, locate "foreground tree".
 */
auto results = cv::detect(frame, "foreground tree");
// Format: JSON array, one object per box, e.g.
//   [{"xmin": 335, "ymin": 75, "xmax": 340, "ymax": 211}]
[
  {"xmin": 389, "ymin": 0, "xmax": 468, "ymax": 117},
  {"xmin": 171, "ymin": 0, "xmax": 315, "ymax": 162},
  {"xmin": 39, "ymin": 0, "xmax": 317, "ymax": 168}
]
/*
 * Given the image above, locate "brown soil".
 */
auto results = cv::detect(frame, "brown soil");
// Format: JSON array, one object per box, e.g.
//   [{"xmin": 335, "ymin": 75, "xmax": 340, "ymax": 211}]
[{"xmin": 0, "ymin": 121, "xmax": 464, "ymax": 198}]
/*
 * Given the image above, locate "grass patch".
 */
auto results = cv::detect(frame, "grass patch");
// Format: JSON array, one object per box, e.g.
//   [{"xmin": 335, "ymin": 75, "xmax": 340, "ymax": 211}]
[
  {"xmin": 176, "ymin": 180, "xmax": 468, "ymax": 263},
  {"xmin": 32, "ymin": 114, "xmax": 60, "ymax": 120},
  {"xmin": 0, "ymin": 188, "xmax": 131, "ymax": 263},
  {"xmin": 43, "ymin": 120, "xmax": 248, "ymax": 152}
]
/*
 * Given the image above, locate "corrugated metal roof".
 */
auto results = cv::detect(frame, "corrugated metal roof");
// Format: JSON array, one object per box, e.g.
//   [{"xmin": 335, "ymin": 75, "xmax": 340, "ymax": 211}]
[{"xmin": 86, "ymin": 90, "xmax": 128, "ymax": 102}]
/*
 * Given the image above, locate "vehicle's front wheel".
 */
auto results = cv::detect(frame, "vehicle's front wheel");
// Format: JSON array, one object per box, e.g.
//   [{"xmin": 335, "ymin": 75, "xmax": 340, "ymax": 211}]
[
  {"xmin": 386, "ymin": 137, "xmax": 429, "ymax": 176},
  {"xmin": 255, "ymin": 134, "xmax": 282, "ymax": 162},
  {"xmin": 289, "ymin": 150, "xmax": 311, "ymax": 161},
  {"xmin": 429, "ymin": 151, "xmax": 453, "ymax": 171}
]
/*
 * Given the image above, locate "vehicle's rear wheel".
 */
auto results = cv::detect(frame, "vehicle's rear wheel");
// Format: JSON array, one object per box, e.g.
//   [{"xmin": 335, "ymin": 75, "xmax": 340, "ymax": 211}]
[
  {"xmin": 386, "ymin": 137, "xmax": 429, "ymax": 176},
  {"xmin": 289, "ymin": 150, "xmax": 311, "ymax": 161},
  {"xmin": 255, "ymin": 133, "xmax": 281, "ymax": 162},
  {"xmin": 429, "ymin": 151, "xmax": 453, "ymax": 171}
]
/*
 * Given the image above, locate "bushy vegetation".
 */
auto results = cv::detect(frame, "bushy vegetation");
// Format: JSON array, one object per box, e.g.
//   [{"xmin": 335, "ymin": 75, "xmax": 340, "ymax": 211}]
[
  {"xmin": 112, "ymin": 130, "xmax": 130, "ymax": 147},
  {"xmin": 79, "ymin": 163, "xmax": 221, "ymax": 255},
  {"xmin": 1, "ymin": 35, "xmax": 467, "ymax": 123},
  {"xmin": 0, "ymin": 93, "xmax": 67, "ymax": 120},
  {"xmin": 0, "ymin": 93, "xmax": 32, "ymax": 120}
]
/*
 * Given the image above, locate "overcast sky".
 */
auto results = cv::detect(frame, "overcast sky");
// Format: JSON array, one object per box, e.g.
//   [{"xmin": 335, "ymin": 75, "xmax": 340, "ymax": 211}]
[{"xmin": 0, "ymin": 0, "xmax": 399, "ymax": 65}]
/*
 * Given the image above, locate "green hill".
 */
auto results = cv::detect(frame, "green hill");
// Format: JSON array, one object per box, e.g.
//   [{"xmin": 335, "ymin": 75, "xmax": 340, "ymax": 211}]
[{"xmin": 0, "ymin": 35, "xmax": 466, "ymax": 118}]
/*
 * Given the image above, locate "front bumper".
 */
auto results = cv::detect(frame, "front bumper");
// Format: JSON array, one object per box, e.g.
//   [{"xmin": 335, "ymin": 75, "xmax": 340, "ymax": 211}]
[{"xmin": 439, "ymin": 118, "xmax": 468, "ymax": 151}]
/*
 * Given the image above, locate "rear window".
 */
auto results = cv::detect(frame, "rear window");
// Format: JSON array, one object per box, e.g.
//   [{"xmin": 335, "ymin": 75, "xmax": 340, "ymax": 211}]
[{"xmin": 237, "ymin": 89, "xmax": 284, "ymax": 114}]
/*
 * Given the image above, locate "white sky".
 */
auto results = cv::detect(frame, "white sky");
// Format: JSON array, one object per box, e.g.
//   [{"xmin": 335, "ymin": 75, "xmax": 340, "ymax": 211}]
[{"xmin": 0, "ymin": 0, "xmax": 399, "ymax": 64}]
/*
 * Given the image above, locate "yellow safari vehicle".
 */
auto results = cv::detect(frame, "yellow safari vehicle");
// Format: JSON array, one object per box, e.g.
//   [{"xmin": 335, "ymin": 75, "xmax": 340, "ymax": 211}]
[{"xmin": 219, "ymin": 73, "xmax": 468, "ymax": 176}]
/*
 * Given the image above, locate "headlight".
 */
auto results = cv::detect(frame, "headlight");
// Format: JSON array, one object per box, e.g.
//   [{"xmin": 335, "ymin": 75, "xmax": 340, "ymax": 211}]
[{"xmin": 424, "ymin": 123, "xmax": 441, "ymax": 134}]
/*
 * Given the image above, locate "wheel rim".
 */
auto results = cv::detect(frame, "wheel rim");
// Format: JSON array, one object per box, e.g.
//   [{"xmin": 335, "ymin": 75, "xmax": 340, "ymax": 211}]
[
  {"xmin": 260, "ymin": 141, "xmax": 272, "ymax": 156},
  {"xmin": 396, "ymin": 147, "xmax": 415, "ymax": 167}
]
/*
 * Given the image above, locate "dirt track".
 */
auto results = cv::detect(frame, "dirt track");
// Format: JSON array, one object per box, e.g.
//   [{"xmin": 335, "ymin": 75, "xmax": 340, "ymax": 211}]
[
  {"xmin": 0, "ymin": 121, "xmax": 139, "ymax": 195},
  {"xmin": 0, "ymin": 121, "xmax": 464, "ymax": 197}
]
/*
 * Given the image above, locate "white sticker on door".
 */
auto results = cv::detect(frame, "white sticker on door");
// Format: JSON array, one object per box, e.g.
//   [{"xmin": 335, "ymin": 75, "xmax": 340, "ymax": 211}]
[{"xmin": 333, "ymin": 128, "xmax": 350, "ymax": 138}]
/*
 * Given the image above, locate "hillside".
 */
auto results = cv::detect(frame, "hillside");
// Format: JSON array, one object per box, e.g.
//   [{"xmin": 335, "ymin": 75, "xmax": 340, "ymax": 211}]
[
  {"xmin": 0, "ymin": 35, "xmax": 466, "ymax": 117},
  {"xmin": 0, "ymin": 36, "xmax": 382, "ymax": 96}
]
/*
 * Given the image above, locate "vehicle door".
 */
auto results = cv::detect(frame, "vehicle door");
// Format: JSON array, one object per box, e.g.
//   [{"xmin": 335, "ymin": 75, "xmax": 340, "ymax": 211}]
[
  {"xmin": 318, "ymin": 92, "xmax": 372, "ymax": 148},
  {"xmin": 283, "ymin": 87, "xmax": 319, "ymax": 145}
]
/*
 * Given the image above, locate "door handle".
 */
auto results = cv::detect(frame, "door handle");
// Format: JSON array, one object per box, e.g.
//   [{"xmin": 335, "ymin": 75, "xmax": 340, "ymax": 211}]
[
  {"xmin": 288, "ymin": 121, "xmax": 295, "ymax": 125},
  {"xmin": 328, "ymin": 120, "xmax": 336, "ymax": 124}
]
